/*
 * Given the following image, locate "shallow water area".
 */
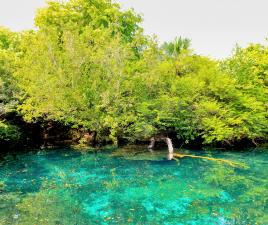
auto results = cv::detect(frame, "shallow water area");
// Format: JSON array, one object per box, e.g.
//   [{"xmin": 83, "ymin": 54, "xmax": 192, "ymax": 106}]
[{"xmin": 0, "ymin": 146, "xmax": 267, "ymax": 224}]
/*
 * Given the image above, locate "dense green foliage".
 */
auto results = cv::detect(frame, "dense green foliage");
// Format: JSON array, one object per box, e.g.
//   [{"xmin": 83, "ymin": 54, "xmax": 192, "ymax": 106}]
[
  {"xmin": 0, "ymin": 0, "xmax": 267, "ymax": 146},
  {"xmin": 0, "ymin": 27, "xmax": 21, "ymax": 143}
]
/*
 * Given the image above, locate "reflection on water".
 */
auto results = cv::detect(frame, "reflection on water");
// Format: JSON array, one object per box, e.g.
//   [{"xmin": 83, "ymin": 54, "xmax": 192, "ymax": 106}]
[{"xmin": 0, "ymin": 147, "xmax": 267, "ymax": 224}]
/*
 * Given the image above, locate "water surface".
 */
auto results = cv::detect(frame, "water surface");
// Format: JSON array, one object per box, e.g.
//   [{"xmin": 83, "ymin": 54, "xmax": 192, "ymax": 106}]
[{"xmin": 0, "ymin": 147, "xmax": 267, "ymax": 224}]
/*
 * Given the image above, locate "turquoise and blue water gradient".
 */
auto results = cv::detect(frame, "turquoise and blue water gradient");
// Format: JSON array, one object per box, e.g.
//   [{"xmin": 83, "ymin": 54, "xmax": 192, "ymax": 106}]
[{"xmin": 0, "ymin": 147, "xmax": 267, "ymax": 224}]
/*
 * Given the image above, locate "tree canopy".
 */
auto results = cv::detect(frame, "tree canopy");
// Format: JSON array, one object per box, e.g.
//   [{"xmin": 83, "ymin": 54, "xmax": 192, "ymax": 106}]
[{"xmin": 0, "ymin": 0, "xmax": 267, "ymax": 147}]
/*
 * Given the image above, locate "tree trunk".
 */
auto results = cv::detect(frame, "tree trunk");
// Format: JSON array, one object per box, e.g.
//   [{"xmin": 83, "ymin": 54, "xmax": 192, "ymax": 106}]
[
  {"xmin": 147, "ymin": 136, "xmax": 174, "ymax": 160},
  {"xmin": 165, "ymin": 137, "xmax": 174, "ymax": 160},
  {"xmin": 148, "ymin": 137, "xmax": 155, "ymax": 151}
]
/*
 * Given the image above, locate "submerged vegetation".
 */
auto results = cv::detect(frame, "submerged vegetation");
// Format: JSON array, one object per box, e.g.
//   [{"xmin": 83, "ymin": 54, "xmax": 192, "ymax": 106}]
[
  {"xmin": 0, "ymin": 0, "xmax": 267, "ymax": 148},
  {"xmin": 0, "ymin": 147, "xmax": 267, "ymax": 224}
]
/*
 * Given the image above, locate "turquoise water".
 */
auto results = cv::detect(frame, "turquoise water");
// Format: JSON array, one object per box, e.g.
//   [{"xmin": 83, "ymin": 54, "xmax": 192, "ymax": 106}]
[{"xmin": 0, "ymin": 146, "xmax": 267, "ymax": 225}]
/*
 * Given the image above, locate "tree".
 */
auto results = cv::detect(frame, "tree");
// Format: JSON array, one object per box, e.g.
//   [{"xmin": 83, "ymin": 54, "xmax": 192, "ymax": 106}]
[
  {"xmin": 16, "ymin": 0, "xmax": 149, "ymax": 143},
  {"xmin": 162, "ymin": 36, "xmax": 191, "ymax": 57},
  {"xmin": 0, "ymin": 27, "xmax": 21, "ymax": 144}
]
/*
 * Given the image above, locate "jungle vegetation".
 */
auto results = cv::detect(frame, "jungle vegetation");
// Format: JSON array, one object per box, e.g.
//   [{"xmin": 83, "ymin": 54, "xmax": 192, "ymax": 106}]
[{"xmin": 0, "ymin": 0, "xmax": 267, "ymax": 148}]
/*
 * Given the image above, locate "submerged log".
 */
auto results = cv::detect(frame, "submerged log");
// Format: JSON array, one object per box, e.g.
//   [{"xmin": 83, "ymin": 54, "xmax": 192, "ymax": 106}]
[{"xmin": 173, "ymin": 153, "xmax": 247, "ymax": 168}]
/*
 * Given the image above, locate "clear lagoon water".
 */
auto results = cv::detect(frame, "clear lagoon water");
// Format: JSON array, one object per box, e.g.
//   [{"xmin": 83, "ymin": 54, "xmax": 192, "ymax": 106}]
[{"xmin": 0, "ymin": 146, "xmax": 267, "ymax": 225}]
